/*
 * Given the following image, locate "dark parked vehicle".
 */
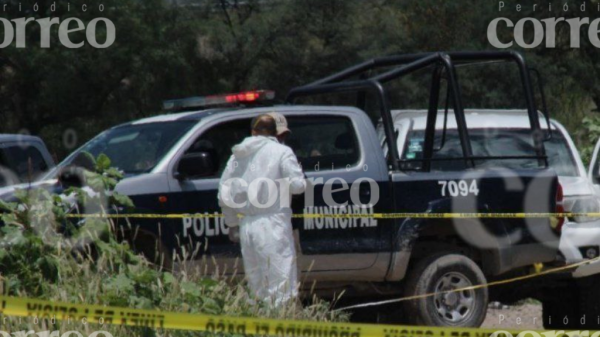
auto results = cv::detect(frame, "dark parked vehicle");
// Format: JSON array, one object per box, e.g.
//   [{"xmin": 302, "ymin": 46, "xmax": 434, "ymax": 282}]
[{"xmin": 0, "ymin": 135, "xmax": 54, "ymax": 187}]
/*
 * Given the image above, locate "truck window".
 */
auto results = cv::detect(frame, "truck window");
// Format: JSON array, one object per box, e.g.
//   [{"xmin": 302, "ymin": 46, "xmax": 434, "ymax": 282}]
[
  {"xmin": 401, "ymin": 129, "xmax": 578, "ymax": 176},
  {"xmin": 186, "ymin": 119, "xmax": 251, "ymax": 178},
  {"xmin": 286, "ymin": 116, "xmax": 360, "ymax": 172},
  {"xmin": 2, "ymin": 145, "xmax": 48, "ymax": 182},
  {"xmin": 544, "ymin": 131, "xmax": 580, "ymax": 177},
  {"xmin": 72, "ymin": 121, "xmax": 196, "ymax": 175},
  {"xmin": 186, "ymin": 115, "xmax": 361, "ymax": 177}
]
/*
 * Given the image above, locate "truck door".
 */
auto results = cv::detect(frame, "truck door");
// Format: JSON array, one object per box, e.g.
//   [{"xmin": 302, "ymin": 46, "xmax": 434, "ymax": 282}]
[
  {"xmin": 166, "ymin": 117, "xmax": 251, "ymax": 271},
  {"xmin": 166, "ymin": 111, "xmax": 391, "ymax": 276},
  {"xmin": 284, "ymin": 113, "xmax": 392, "ymax": 272}
]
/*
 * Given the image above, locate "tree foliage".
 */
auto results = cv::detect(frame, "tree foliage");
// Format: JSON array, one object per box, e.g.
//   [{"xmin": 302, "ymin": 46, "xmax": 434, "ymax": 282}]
[{"xmin": 0, "ymin": 0, "xmax": 599, "ymax": 160}]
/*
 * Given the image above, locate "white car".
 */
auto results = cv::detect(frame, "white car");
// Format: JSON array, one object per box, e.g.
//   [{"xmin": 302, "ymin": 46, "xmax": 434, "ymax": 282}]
[
  {"xmin": 569, "ymin": 136, "xmax": 600, "ymax": 277},
  {"xmin": 383, "ymin": 109, "xmax": 600, "ymax": 274}
]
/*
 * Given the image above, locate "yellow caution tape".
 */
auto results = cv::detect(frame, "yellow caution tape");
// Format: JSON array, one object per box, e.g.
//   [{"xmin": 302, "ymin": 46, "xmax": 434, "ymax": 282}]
[
  {"xmin": 0, "ymin": 245, "xmax": 596, "ymax": 335},
  {"xmin": 63, "ymin": 212, "xmax": 587, "ymax": 219},
  {"xmin": 0, "ymin": 294, "xmax": 586, "ymax": 337}
]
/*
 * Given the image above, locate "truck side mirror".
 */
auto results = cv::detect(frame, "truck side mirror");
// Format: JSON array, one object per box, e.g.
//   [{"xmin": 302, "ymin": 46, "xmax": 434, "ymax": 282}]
[
  {"xmin": 58, "ymin": 166, "xmax": 87, "ymax": 188},
  {"xmin": 58, "ymin": 152, "xmax": 96, "ymax": 188},
  {"xmin": 175, "ymin": 152, "xmax": 215, "ymax": 180}
]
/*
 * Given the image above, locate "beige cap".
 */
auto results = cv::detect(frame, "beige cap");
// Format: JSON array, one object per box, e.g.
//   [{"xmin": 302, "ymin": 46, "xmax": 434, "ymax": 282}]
[{"xmin": 266, "ymin": 112, "xmax": 291, "ymax": 136}]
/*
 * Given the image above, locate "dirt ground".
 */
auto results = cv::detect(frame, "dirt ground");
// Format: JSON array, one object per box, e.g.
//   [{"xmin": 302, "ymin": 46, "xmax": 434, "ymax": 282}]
[
  {"xmin": 347, "ymin": 301, "xmax": 545, "ymax": 329},
  {"xmin": 482, "ymin": 302, "xmax": 543, "ymax": 329}
]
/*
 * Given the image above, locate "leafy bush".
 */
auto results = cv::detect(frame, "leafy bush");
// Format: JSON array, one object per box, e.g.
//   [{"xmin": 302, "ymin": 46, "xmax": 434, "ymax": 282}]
[
  {"xmin": 0, "ymin": 153, "xmax": 347, "ymax": 336},
  {"xmin": 579, "ymin": 116, "xmax": 600, "ymax": 166}
]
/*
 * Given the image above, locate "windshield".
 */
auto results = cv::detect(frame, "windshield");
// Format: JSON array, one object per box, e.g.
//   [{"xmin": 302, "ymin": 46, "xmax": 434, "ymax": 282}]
[
  {"xmin": 52, "ymin": 121, "xmax": 196, "ymax": 176},
  {"xmin": 400, "ymin": 128, "xmax": 579, "ymax": 176}
]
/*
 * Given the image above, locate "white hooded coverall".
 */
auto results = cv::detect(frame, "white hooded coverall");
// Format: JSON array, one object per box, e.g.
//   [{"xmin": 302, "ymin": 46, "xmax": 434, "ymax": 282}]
[{"xmin": 218, "ymin": 136, "xmax": 306, "ymax": 306}]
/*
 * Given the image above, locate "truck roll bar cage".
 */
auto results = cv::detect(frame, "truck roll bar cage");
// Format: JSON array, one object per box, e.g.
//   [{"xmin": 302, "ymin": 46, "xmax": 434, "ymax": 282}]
[{"xmin": 285, "ymin": 51, "xmax": 549, "ymax": 172}]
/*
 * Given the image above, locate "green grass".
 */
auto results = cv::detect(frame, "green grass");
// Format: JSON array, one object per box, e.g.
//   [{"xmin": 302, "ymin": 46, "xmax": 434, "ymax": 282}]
[{"xmin": 0, "ymin": 154, "xmax": 348, "ymax": 336}]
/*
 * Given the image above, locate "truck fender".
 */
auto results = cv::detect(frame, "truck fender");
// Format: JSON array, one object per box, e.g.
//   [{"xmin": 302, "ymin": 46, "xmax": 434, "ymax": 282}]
[{"xmin": 385, "ymin": 197, "xmax": 508, "ymax": 281}]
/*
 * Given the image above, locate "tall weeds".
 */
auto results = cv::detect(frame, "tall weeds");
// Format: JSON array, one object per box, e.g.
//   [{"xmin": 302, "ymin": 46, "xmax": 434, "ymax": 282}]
[{"xmin": 0, "ymin": 154, "xmax": 348, "ymax": 336}]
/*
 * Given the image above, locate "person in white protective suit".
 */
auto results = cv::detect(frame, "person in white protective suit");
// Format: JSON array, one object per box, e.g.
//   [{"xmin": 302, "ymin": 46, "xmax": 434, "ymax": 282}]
[{"xmin": 218, "ymin": 114, "xmax": 306, "ymax": 307}]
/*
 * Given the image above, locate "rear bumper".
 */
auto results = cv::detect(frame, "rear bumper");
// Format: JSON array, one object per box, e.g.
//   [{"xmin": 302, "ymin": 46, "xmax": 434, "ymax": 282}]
[{"xmin": 559, "ymin": 220, "xmax": 600, "ymax": 278}]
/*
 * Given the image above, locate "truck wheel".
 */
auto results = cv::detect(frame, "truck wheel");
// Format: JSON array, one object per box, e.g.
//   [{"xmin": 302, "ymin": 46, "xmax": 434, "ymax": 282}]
[{"xmin": 403, "ymin": 253, "xmax": 488, "ymax": 327}]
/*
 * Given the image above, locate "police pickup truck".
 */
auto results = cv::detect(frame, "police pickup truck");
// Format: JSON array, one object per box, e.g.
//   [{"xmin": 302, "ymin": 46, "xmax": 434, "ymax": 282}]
[{"xmin": 19, "ymin": 52, "xmax": 562, "ymax": 327}]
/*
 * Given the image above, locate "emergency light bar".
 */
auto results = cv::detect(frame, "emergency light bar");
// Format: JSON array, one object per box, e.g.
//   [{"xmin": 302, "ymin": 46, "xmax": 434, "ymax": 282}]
[{"xmin": 163, "ymin": 90, "xmax": 275, "ymax": 111}]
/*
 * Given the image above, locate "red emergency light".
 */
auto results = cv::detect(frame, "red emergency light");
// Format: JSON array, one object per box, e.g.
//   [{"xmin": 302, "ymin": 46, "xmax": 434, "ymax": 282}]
[
  {"xmin": 224, "ymin": 91, "xmax": 262, "ymax": 103},
  {"xmin": 163, "ymin": 90, "xmax": 275, "ymax": 111}
]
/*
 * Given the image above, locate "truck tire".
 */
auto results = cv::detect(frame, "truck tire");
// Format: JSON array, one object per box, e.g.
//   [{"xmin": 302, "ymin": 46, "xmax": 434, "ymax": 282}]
[{"xmin": 403, "ymin": 253, "xmax": 488, "ymax": 327}]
